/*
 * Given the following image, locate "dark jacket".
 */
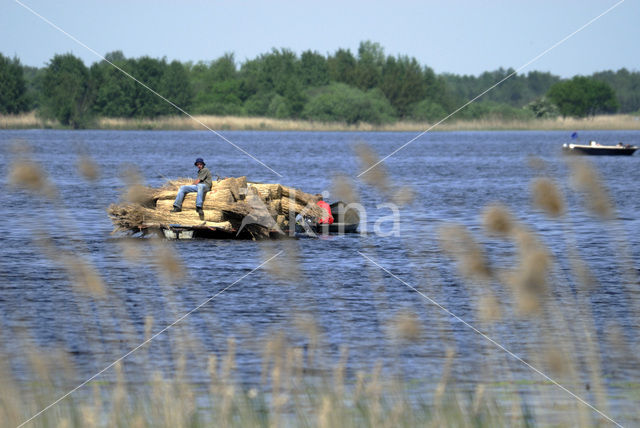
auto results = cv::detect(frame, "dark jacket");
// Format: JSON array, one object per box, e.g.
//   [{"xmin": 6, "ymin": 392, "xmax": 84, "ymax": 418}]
[{"xmin": 197, "ymin": 167, "xmax": 213, "ymax": 188}]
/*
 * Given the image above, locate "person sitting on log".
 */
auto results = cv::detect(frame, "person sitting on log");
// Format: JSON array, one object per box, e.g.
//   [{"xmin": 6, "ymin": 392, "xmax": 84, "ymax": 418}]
[{"xmin": 171, "ymin": 157, "xmax": 212, "ymax": 215}]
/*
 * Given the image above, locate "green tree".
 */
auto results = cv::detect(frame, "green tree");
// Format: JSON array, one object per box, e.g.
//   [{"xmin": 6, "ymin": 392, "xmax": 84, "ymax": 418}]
[
  {"xmin": 327, "ymin": 48, "xmax": 357, "ymax": 86},
  {"xmin": 159, "ymin": 60, "xmax": 193, "ymax": 111},
  {"xmin": 92, "ymin": 54, "xmax": 193, "ymax": 118},
  {"xmin": 22, "ymin": 65, "xmax": 45, "ymax": 110},
  {"xmin": 0, "ymin": 53, "xmax": 29, "ymax": 114},
  {"xmin": 131, "ymin": 56, "xmax": 170, "ymax": 117},
  {"xmin": 547, "ymin": 76, "xmax": 618, "ymax": 118},
  {"xmin": 91, "ymin": 53, "xmax": 137, "ymax": 117},
  {"xmin": 592, "ymin": 68, "xmax": 640, "ymax": 113},
  {"xmin": 299, "ymin": 50, "xmax": 329, "ymax": 87},
  {"xmin": 41, "ymin": 53, "xmax": 93, "ymax": 128},
  {"xmin": 239, "ymin": 49, "xmax": 306, "ymax": 117},
  {"xmin": 526, "ymin": 71, "xmax": 561, "ymax": 98},
  {"xmin": 442, "ymin": 69, "xmax": 560, "ymax": 109},
  {"xmin": 408, "ymin": 99, "xmax": 447, "ymax": 122},
  {"xmin": 380, "ymin": 55, "xmax": 427, "ymax": 117},
  {"xmin": 526, "ymin": 97, "xmax": 558, "ymax": 118},
  {"xmin": 302, "ymin": 82, "xmax": 396, "ymax": 124},
  {"xmin": 195, "ymin": 80, "xmax": 243, "ymax": 115},
  {"xmin": 191, "ymin": 53, "xmax": 240, "ymax": 114},
  {"xmin": 354, "ymin": 41, "xmax": 385, "ymax": 90}
]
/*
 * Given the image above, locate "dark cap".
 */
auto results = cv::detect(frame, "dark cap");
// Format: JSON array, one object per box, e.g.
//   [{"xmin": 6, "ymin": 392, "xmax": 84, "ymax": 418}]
[{"xmin": 194, "ymin": 157, "xmax": 205, "ymax": 166}]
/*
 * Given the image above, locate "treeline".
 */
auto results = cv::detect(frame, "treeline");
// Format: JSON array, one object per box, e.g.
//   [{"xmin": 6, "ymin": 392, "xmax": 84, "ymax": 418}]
[{"xmin": 1, "ymin": 41, "xmax": 639, "ymax": 128}]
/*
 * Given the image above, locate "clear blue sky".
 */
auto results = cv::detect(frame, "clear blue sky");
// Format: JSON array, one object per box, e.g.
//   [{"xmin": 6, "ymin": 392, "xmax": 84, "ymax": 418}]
[{"xmin": 1, "ymin": 0, "xmax": 637, "ymax": 77}]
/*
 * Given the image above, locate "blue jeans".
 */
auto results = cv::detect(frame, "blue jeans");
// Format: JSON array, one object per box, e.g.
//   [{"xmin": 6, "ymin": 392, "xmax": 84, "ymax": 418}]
[{"xmin": 173, "ymin": 183, "xmax": 210, "ymax": 208}]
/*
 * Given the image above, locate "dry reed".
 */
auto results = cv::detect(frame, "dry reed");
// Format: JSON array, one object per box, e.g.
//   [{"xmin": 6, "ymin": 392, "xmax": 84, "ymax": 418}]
[
  {"xmin": 4, "ymin": 111, "xmax": 639, "ymax": 131},
  {"xmin": 532, "ymin": 177, "xmax": 565, "ymax": 217},
  {"xmin": 568, "ymin": 158, "xmax": 614, "ymax": 219}
]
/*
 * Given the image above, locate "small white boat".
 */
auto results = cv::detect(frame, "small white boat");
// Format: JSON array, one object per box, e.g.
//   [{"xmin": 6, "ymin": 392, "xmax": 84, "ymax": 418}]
[{"xmin": 562, "ymin": 141, "xmax": 637, "ymax": 156}]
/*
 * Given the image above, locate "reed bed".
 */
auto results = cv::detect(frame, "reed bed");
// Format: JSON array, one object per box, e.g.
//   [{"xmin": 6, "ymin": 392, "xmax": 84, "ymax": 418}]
[
  {"xmin": 2, "ymin": 141, "xmax": 639, "ymax": 427},
  {"xmin": 0, "ymin": 112, "xmax": 57, "ymax": 129},
  {"xmin": 88, "ymin": 113, "xmax": 640, "ymax": 132},
  {"xmin": 2, "ymin": 112, "xmax": 639, "ymax": 131}
]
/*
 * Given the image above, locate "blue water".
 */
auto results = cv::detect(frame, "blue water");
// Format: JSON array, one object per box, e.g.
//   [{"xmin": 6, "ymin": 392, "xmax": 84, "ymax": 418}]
[{"xmin": 1, "ymin": 129, "xmax": 639, "ymax": 422}]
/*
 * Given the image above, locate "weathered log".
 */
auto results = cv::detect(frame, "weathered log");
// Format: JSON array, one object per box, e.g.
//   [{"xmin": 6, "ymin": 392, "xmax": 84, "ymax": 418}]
[
  {"xmin": 201, "ymin": 221, "xmax": 234, "ymax": 231},
  {"xmin": 154, "ymin": 189, "xmax": 234, "ymax": 210},
  {"xmin": 279, "ymin": 197, "xmax": 325, "ymax": 218},
  {"xmin": 151, "ymin": 204, "xmax": 226, "ymax": 223},
  {"xmin": 281, "ymin": 185, "xmax": 320, "ymax": 206},
  {"xmin": 213, "ymin": 201, "xmax": 252, "ymax": 219},
  {"xmin": 269, "ymin": 199, "xmax": 282, "ymax": 214},
  {"xmin": 216, "ymin": 176, "xmax": 247, "ymax": 201},
  {"xmin": 248, "ymin": 183, "xmax": 282, "ymax": 200}
]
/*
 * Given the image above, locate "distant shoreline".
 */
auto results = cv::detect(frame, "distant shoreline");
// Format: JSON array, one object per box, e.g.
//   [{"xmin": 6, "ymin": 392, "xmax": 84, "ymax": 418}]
[{"xmin": 2, "ymin": 111, "xmax": 639, "ymax": 132}]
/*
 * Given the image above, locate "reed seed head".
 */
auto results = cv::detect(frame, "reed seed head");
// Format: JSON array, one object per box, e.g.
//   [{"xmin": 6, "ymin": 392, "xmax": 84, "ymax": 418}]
[
  {"xmin": 121, "ymin": 167, "xmax": 154, "ymax": 205},
  {"xmin": 439, "ymin": 224, "xmax": 491, "ymax": 280},
  {"xmin": 331, "ymin": 174, "xmax": 359, "ymax": 204},
  {"xmin": 152, "ymin": 240, "xmax": 184, "ymax": 282},
  {"xmin": 355, "ymin": 142, "xmax": 390, "ymax": 192},
  {"xmin": 571, "ymin": 257, "xmax": 598, "ymax": 291},
  {"xmin": 391, "ymin": 185, "xmax": 415, "ymax": 206},
  {"xmin": 478, "ymin": 294, "xmax": 502, "ymax": 323},
  {"xmin": 390, "ymin": 310, "xmax": 422, "ymax": 342},
  {"xmin": 8, "ymin": 159, "xmax": 57, "ymax": 198},
  {"xmin": 503, "ymin": 227, "xmax": 551, "ymax": 315},
  {"xmin": 568, "ymin": 159, "xmax": 613, "ymax": 219},
  {"xmin": 527, "ymin": 156, "xmax": 547, "ymax": 172},
  {"xmin": 546, "ymin": 346, "xmax": 569, "ymax": 375},
  {"xmin": 144, "ymin": 316, "xmax": 154, "ymax": 341},
  {"xmin": 482, "ymin": 203, "xmax": 515, "ymax": 236},
  {"xmin": 513, "ymin": 251, "xmax": 549, "ymax": 315},
  {"xmin": 118, "ymin": 238, "xmax": 144, "ymax": 263},
  {"xmin": 62, "ymin": 256, "xmax": 107, "ymax": 297},
  {"xmin": 77, "ymin": 155, "xmax": 100, "ymax": 181},
  {"xmin": 532, "ymin": 177, "xmax": 565, "ymax": 217},
  {"xmin": 261, "ymin": 242, "xmax": 301, "ymax": 284}
]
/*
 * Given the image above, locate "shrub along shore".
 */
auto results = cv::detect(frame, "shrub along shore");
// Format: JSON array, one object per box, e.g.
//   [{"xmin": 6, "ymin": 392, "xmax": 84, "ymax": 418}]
[{"xmin": 1, "ymin": 111, "xmax": 639, "ymax": 132}]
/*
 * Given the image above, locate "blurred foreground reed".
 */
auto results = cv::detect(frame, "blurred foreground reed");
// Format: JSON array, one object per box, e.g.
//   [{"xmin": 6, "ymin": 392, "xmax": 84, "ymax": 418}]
[{"xmin": 2, "ymin": 141, "xmax": 639, "ymax": 427}]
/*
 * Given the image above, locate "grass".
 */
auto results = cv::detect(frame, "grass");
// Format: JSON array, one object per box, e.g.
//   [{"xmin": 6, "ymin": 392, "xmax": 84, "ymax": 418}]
[
  {"xmin": 1, "ymin": 111, "xmax": 640, "ymax": 131},
  {"xmin": 2, "ymin": 141, "xmax": 640, "ymax": 427}
]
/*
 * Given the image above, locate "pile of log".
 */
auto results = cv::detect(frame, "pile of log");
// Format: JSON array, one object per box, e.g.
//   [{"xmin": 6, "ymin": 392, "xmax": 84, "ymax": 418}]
[{"xmin": 108, "ymin": 176, "xmax": 326, "ymax": 239}]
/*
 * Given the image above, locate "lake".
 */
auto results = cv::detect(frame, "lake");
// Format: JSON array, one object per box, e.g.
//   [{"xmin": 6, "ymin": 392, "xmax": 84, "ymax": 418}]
[{"xmin": 1, "ymin": 129, "xmax": 639, "ymax": 425}]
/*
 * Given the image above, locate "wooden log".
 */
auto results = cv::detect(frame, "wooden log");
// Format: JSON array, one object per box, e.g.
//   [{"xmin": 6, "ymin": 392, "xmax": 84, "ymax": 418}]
[
  {"xmin": 246, "ymin": 186, "xmax": 265, "ymax": 202},
  {"xmin": 248, "ymin": 183, "xmax": 282, "ymax": 200},
  {"xmin": 280, "ymin": 185, "xmax": 320, "ymax": 206},
  {"xmin": 269, "ymin": 199, "xmax": 281, "ymax": 214},
  {"xmin": 153, "ymin": 189, "xmax": 181, "ymax": 201},
  {"xmin": 213, "ymin": 201, "xmax": 252, "ymax": 219},
  {"xmin": 279, "ymin": 197, "xmax": 325, "ymax": 218},
  {"xmin": 202, "ymin": 221, "xmax": 233, "ymax": 231},
  {"xmin": 146, "ymin": 207, "xmax": 226, "ymax": 223},
  {"xmin": 216, "ymin": 176, "xmax": 247, "ymax": 201},
  {"xmin": 154, "ymin": 189, "xmax": 234, "ymax": 210}
]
